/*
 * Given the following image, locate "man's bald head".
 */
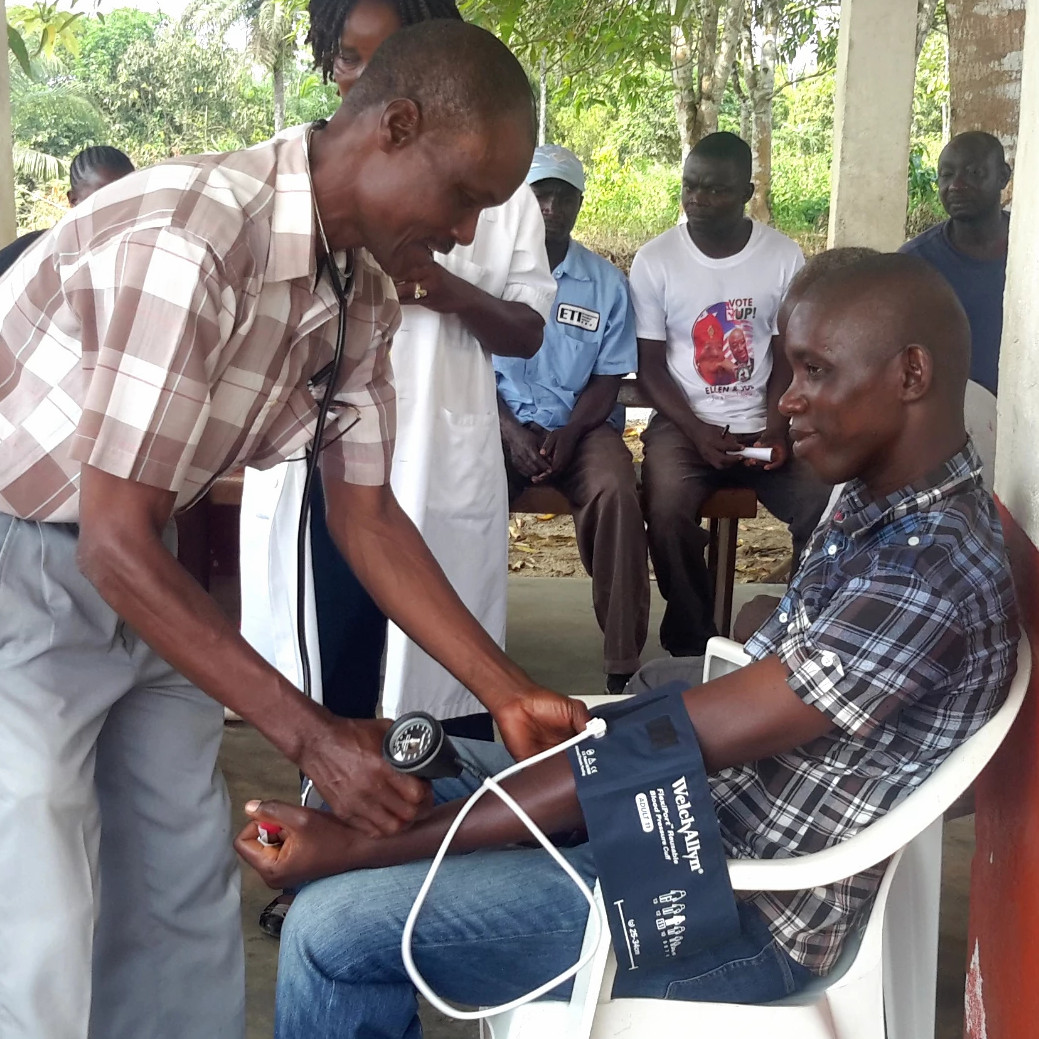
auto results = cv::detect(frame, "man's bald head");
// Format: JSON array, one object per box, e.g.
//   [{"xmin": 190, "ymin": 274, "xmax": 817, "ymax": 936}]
[
  {"xmin": 787, "ymin": 246, "xmax": 879, "ymax": 303},
  {"xmin": 311, "ymin": 20, "xmax": 536, "ymax": 278},
  {"xmin": 942, "ymin": 131, "xmax": 1006, "ymax": 167},
  {"xmin": 780, "ymin": 253, "xmax": 971, "ymax": 493},
  {"xmin": 778, "ymin": 246, "xmax": 879, "ymax": 336},
  {"xmin": 938, "ymin": 131, "xmax": 1011, "ymax": 222},
  {"xmin": 797, "ymin": 252, "xmax": 970, "ymax": 399},
  {"xmin": 341, "ymin": 20, "xmax": 535, "ymax": 141}
]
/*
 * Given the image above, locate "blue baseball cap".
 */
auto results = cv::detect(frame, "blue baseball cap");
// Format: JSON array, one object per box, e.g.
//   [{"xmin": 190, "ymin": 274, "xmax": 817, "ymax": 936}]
[{"xmin": 526, "ymin": 144, "xmax": 585, "ymax": 193}]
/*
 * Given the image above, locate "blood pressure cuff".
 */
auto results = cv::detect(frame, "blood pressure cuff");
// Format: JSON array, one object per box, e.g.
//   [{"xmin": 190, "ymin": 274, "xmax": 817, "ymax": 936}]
[{"xmin": 567, "ymin": 682, "xmax": 739, "ymax": 972}]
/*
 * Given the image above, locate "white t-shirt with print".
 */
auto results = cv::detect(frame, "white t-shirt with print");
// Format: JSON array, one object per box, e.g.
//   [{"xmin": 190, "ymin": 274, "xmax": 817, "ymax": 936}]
[{"xmin": 628, "ymin": 220, "xmax": 804, "ymax": 433}]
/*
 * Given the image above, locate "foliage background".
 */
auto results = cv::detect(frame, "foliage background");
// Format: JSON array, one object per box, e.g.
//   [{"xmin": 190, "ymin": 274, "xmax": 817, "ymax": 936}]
[{"xmin": 7, "ymin": 0, "xmax": 951, "ymax": 256}]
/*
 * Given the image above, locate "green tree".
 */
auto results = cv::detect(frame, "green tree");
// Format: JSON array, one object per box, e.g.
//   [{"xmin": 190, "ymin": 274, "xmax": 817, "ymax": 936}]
[
  {"xmin": 104, "ymin": 21, "xmax": 262, "ymax": 160},
  {"xmin": 7, "ymin": 0, "xmax": 92, "ymax": 70},
  {"xmin": 70, "ymin": 7, "xmax": 162, "ymax": 104},
  {"xmin": 769, "ymin": 69, "xmax": 834, "ymax": 235},
  {"xmin": 185, "ymin": 0, "xmax": 308, "ymax": 132},
  {"xmin": 731, "ymin": 0, "xmax": 840, "ymax": 222},
  {"xmin": 9, "ymin": 60, "xmax": 108, "ymax": 157}
]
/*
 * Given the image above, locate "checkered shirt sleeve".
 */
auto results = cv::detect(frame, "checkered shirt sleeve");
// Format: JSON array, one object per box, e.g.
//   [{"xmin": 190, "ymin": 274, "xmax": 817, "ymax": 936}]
[{"xmin": 778, "ymin": 563, "xmax": 965, "ymax": 737}]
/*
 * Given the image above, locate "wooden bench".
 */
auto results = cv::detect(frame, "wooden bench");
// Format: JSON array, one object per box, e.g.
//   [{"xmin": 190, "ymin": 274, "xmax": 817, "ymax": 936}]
[
  {"xmin": 512, "ymin": 484, "xmax": 756, "ymax": 639},
  {"xmin": 511, "ymin": 378, "xmax": 757, "ymax": 637},
  {"xmin": 180, "ymin": 379, "xmax": 759, "ymax": 636}
]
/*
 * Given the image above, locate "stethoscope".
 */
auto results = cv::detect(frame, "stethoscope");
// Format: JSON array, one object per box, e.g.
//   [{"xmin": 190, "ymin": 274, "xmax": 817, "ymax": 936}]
[{"xmin": 297, "ymin": 245, "xmax": 352, "ymax": 808}]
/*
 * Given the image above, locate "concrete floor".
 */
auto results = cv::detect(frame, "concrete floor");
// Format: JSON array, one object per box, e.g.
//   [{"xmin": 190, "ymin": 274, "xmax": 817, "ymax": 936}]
[{"xmin": 222, "ymin": 576, "xmax": 973, "ymax": 1038}]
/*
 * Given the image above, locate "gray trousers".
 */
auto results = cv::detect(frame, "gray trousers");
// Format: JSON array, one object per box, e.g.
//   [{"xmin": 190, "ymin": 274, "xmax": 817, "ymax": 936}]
[{"xmin": 0, "ymin": 514, "xmax": 244, "ymax": 1039}]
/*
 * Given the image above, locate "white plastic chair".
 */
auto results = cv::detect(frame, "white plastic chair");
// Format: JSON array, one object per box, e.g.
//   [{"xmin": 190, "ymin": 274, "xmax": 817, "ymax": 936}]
[{"xmin": 484, "ymin": 635, "xmax": 1031, "ymax": 1039}]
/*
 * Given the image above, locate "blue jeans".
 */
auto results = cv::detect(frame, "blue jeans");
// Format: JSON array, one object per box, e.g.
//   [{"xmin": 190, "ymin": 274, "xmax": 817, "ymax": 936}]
[{"xmin": 276, "ymin": 741, "xmax": 815, "ymax": 1038}]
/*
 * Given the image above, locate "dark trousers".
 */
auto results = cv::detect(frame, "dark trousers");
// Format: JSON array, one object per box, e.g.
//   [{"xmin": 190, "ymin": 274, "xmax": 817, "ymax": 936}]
[
  {"xmin": 309, "ymin": 478, "xmax": 385, "ymax": 720},
  {"xmin": 506, "ymin": 424, "xmax": 650, "ymax": 675},
  {"xmin": 641, "ymin": 414, "xmax": 831, "ymax": 656}
]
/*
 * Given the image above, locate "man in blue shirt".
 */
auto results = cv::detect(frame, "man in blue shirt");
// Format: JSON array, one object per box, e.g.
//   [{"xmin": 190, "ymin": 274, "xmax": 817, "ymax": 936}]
[
  {"xmin": 494, "ymin": 145, "xmax": 649, "ymax": 694},
  {"xmin": 900, "ymin": 131, "xmax": 1011, "ymax": 396}
]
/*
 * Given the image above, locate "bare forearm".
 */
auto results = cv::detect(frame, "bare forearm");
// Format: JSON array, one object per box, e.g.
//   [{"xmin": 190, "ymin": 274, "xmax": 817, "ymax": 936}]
[
  {"xmin": 451, "ymin": 277, "xmax": 545, "ymax": 359},
  {"xmin": 79, "ymin": 465, "xmax": 435, "ymax": 834},
  {"xmin": 300, "ymin": 657, "xmax": 831, "ymax": 878},
  {"xmin": 78, "ymin": 518, "xmax": 324, "ymax": 763},
  {"xmin": 563, "ymin": 375, "xmax": 621, "ymax": 438},
  {"xmin": 355, "ymin": 752, "xmax": 582, "ymax": 871}
]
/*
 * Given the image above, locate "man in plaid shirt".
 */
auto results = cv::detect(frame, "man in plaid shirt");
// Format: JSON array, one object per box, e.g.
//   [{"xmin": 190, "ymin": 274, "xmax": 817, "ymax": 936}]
[
  {"xmin": 0, "ymin": 23, "xmax": 594, "ymax": 1039},
  {"xmin": 236, "ymin": 252, "xmax": 1018, "ymax": 1037}
]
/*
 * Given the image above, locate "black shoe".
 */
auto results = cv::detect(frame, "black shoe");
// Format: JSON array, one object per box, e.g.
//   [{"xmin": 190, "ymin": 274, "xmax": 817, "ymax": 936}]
[
  {"xmin": 258, "ymin": 894, "xmax": 293, "ymax": 939},
  {"xmin": 605, "ymin": 672, "xmax": 634, "ymax": 695}
]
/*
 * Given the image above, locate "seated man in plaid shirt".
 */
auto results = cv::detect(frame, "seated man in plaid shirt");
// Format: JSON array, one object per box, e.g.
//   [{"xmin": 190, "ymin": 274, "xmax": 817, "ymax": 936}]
[{"xmin": 237, "ymin": 253, "xmax": 1019, "ymax": 1035}]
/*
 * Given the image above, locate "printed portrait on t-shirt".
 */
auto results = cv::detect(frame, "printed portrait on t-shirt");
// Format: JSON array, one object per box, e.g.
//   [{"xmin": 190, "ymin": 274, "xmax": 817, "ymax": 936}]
[{"xmin": 691, "ymin": 300, "xmax": 757, "ymax": 387}]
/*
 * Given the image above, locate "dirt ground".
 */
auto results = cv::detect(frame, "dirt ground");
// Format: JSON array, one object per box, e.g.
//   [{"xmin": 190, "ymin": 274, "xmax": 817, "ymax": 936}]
[{"xmin": 507, "ymin": 422, "xmax": 793, "ymax": 583}]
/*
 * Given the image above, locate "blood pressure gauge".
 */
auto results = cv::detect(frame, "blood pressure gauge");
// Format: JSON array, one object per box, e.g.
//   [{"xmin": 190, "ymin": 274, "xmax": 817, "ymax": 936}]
[{"xmin": 383, "ymin": 711, "xmax": 463, "ymax": 779}]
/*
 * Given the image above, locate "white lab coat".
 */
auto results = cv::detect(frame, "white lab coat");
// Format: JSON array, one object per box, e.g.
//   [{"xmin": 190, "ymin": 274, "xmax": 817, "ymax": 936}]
[{"xmin": 239, "ymin": 185, "xmax": 555, "ymax": 718}]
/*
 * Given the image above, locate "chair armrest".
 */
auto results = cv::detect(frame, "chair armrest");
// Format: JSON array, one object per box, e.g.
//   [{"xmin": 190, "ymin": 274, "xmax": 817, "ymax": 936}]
[{"xmin": 702, "ymin": 636, "xmax": 751, "ymax": 683}]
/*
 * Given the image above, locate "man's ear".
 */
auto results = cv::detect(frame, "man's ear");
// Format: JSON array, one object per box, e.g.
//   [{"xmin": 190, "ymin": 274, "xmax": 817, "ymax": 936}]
[
  {"xmin": 999, "ymin": 161, "xmax": 1012, "ymax": 191},
  {"xmin": 378, "ymin": 98, "xmax": 421, "ymax": 151},
  {"xmin": 743, "ymin": 181, "xmax": 755, "ymax": 205},
  {"xmin": 901, "ymin": 343, "xmax": 933, "ymax": 403}
]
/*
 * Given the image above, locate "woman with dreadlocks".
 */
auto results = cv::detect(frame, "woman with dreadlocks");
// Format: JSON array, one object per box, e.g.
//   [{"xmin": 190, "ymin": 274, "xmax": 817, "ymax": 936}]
[
  {"xmin": 238, "ymin": 0, "xmax": 556, "ymax": 936},
  {"xmin": 307, "ymin": 0, "xmax": 464, "ymax": 88}
]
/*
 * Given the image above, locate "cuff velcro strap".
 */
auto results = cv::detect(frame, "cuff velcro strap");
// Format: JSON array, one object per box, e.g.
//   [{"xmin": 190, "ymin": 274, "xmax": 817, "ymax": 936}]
[{"xmin": 567, "ymin": 681, "xmax": 740, "ymax": 972}]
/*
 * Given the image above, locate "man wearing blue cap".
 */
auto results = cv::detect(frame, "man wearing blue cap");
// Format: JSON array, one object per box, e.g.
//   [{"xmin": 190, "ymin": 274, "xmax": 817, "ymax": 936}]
[{"xmin": 495, "ymin": 145, "xmax": 649, "ymax": 693}]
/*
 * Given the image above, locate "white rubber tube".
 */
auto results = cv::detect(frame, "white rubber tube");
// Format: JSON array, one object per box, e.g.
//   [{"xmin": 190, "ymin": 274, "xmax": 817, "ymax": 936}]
[{"xmin": 401, "ymin": 719, "xmax": 608, "ymax": 1021}]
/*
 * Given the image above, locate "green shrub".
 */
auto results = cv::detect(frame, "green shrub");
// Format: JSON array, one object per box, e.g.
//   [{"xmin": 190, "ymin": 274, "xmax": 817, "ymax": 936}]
[{"xmin": 574, "ymin": 149, "xmax": 680, "ymax": 269}]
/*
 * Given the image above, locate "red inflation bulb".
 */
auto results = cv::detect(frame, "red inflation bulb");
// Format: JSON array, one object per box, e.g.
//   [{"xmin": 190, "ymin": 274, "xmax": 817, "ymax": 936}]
[{"xmin": 257, "ymin": 823, "xmax": 284, "ymax": 847}]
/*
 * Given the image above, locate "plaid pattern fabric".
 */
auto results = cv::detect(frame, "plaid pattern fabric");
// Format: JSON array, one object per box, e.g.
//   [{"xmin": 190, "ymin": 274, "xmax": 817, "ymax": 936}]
[
  {"xmin": 0, "ymin": 130, "xmax": 399, "ymax": 522},
  {"xmin": 732, "ymin": 442, "xmax": 1018, "ymax": 973}
]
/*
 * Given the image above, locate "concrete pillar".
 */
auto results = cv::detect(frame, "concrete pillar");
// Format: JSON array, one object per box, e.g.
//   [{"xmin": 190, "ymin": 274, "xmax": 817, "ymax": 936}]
[
  {"xmin": 827, "ymin": 0, "xmax": 919, "ymax": 249},
  {"xmin": 966, "ymin": 2, "xmax": 1039, "ymax": 1036},
  {"xmin": 0, "ymin": 0, "xmax": 16, "ymax": 246},
  {"xmin": 994, "ymin": 8, "xmax": 1039, "ymax": 517}
]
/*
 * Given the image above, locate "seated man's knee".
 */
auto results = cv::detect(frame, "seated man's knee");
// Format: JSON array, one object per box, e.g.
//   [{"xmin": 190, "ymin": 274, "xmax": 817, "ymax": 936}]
[
  {"xmin": 593, "ymin": 455, "xmax": 640, "ymax": 505},
  {"xmin": 281, "ymin": 872, "xmax": 412, "ymax": 985},
  {"xmin": 281, "ymin": 879, "xmax": 376, "ymax": 983},
  {"xmin": 641, "ymin": 456, "xmax": 698, "ymax": 519}
]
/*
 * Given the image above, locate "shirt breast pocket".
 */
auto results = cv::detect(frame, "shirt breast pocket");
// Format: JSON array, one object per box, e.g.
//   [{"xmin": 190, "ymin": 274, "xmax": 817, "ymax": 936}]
[{"xmin": 547, "ymin": 330, "xmax": 599, "ymax": 394}]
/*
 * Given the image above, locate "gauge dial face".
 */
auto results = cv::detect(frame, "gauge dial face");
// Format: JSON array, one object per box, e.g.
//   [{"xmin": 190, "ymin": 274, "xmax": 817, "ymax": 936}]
[{"xmin": 387, "ymin": 716, "xmax": 438, "ymax": 766}]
